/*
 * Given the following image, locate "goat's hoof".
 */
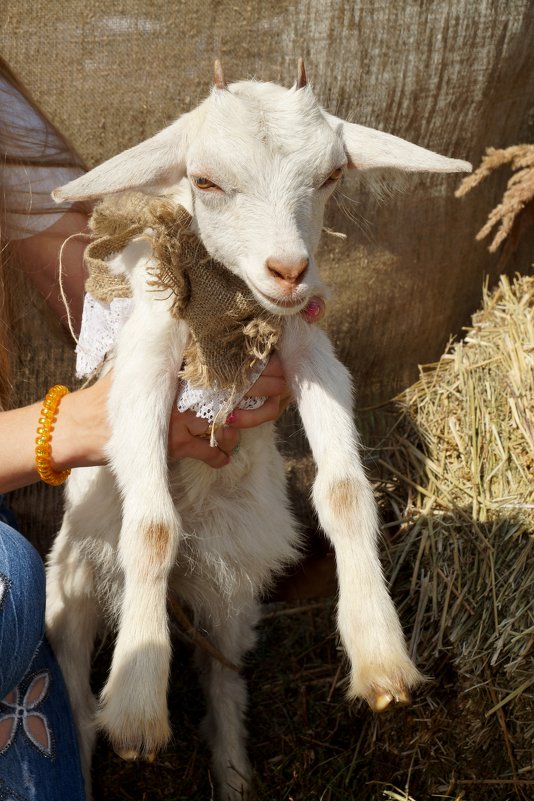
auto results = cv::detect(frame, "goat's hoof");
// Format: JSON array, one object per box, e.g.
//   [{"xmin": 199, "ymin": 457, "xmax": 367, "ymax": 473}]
[
  {"xmin": 115, "ymin": 748, "xmax": 141, "ymax": 761},
  {"xmin": 368, "ymin": 686, "xmax": 411, "ymax": 712},
  {"xmin": 114, "ymin": 747, "xmax": 158, "ymax": 763}
]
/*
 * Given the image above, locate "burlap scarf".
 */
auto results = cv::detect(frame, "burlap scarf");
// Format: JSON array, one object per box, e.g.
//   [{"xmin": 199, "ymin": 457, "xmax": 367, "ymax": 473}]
[{"xmin": 84, "ymin": 192, "xmax": 283, "ymax": 392}]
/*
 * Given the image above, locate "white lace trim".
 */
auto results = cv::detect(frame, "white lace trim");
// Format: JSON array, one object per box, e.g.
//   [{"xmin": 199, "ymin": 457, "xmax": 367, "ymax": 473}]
[
  {"xmin": 76, "ymin": 294, "xmax": 133, "ymax": 377},
  {"xmin": 177, "ymin": 359, "xmax": 268, "ymax": 433}
]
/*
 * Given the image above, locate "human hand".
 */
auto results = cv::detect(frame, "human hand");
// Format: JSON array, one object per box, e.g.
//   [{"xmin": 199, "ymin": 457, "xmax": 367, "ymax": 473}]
[
  {"xmin": 223, "ymin": 352, "xmax": 288, "ymax": 430},
  {"xmin": 167, "ymin": 352, "xmax": 289, "ymax": 466}
]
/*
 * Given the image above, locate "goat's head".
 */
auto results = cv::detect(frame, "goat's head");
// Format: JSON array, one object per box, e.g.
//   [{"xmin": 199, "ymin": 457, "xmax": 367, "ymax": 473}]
[{"xmin": 54, "ymin": 61, "xmax": 471, "ymax": 316}]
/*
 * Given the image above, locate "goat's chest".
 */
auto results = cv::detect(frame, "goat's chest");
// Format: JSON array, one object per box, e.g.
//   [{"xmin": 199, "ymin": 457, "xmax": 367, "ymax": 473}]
[
  {"xmin": 166, "ymin": 425, "xmax": 300, "ymax": 608},
  {"xmin": 68, "ymin": 425, "xmax": 298, "ymax": 619}
]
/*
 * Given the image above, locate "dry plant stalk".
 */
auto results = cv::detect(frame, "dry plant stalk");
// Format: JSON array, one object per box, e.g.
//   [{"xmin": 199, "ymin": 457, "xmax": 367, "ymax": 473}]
[{"xmin": 456, "ymin": 144, "xmax": 534, "ymax": 252}]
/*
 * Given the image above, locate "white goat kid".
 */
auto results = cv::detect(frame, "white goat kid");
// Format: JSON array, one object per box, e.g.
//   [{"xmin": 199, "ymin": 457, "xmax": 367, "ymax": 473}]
[{"xmin": 47, "ymin": 63, "xmax": 471, "ymax": 799}]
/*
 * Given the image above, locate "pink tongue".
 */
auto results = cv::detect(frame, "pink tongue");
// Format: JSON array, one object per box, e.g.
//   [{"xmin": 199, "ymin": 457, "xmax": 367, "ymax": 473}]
[{"xmin": 302, "ymin": 297, "xmax": 325, "ymax": 322}]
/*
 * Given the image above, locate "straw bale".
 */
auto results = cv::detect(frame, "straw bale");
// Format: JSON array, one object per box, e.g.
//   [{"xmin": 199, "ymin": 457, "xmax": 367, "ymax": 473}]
[{"xmin": 372, "ymin": 273, "xmax": 534, "ymax": 799}]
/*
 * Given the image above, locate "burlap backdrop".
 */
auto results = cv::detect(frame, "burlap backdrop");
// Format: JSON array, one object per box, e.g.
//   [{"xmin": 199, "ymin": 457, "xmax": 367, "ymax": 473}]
[{"xmin": 1, "ymin": 1, "xmax": 533, "ymax": 550}]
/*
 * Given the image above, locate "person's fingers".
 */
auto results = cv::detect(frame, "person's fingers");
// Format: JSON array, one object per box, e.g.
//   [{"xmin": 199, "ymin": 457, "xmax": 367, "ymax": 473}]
[
  {"xmin": 214, "ymin": 426, "xmax": 240, "ymax": 455},
  {"xmin": 245, "ymin": 375, "xmax": 286, "ymax": 398},
  {"xmin": 167, "ymin": 407, "xmax": 240, "ymax": 467},
  {"xmin": 171, "ymin": 434, "xmax": 231, "ymax": 468},
  {"xmin": 246, "ymin": 352, "xmax": 287, "ymax": 398},
  {"xmin": 168, "ymin": 409, "xmax": 209, "ymax": 457},
  {"xmin": 257, "ymin": 351, "xmax": 284, "ymax": 378},
  {"xmin": 226, "ymin": 395, "xmax": 281, "ymax": 429},
  {"xmin": 182, "ymin": 410, "xmax": 211, "ymax": 437}
]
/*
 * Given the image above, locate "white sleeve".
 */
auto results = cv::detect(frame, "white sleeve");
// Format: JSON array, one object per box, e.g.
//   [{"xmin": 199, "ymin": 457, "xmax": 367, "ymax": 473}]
[{"xmin": 0, "ymin": 77, "xmax": 84, "ymax": 240}]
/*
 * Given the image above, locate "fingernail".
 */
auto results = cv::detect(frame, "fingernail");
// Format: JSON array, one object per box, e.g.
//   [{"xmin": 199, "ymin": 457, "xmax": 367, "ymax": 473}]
[{"xmin": 226, "ymin": 412, "xmax": 237, "ymax": 425}]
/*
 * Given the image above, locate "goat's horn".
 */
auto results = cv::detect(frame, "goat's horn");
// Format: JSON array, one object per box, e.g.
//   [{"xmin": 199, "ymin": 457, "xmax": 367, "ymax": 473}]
[
  {"xmin": 213, "ymin": 59, "xmax": 227, "ymax": 90},
  {"xmin": 297, "ymin": 58, "xmax": 307, "ymax": 89}
]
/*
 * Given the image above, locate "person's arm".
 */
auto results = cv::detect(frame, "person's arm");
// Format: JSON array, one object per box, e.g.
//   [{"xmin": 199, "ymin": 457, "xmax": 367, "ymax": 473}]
[
  {"xmin": 11, "ymin": 208, "xmax": 89, "ymax": 336},
  {"xmin": 0, "ymin": 371, "xmax": 114, "ymax": 493},
  {"xmin": 1, "ymin": 71, "xmax": 88, "ymax": 332},
  {"xmin": 0, "ymin": 355, "xmax": 289, "ymax": 493}
]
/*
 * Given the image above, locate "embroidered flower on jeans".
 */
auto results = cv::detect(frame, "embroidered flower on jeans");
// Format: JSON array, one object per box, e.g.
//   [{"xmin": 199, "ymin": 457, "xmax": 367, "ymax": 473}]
[{"xmin": 0, "ymin": 671, "xmax": 53, "ymax": 757}]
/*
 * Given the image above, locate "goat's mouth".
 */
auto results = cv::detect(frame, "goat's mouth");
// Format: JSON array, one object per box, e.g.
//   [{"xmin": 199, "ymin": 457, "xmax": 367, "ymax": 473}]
[{"xmin": 250, "ymin": 284, "xmax": 309, "ymax": 314}]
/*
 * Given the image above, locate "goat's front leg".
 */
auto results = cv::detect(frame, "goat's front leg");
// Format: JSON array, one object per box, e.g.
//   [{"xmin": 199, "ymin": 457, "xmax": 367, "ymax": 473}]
[
  {"xmin": 281, "ymin": 318, "xmax": 423, "ymax": 711},
  {"xmin": 97, "ymin": 242, "xmax": 188, "ymax": 759}
]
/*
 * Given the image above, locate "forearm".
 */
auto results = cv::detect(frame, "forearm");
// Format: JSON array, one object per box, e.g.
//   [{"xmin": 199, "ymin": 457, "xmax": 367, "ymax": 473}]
[
  {"xmin": 0, "ymin": 380, "xmax": 110, "ymax": 494},
  {"xmin": 0, "ymin": 402, "xmax": 45, "ymax": 492},
  {"xmin": 12, "ymin": 209, "xmax": 89, "ymax": 336}
]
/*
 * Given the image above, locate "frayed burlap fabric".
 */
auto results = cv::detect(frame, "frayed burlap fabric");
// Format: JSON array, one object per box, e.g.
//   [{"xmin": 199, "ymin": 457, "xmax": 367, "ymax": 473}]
[{"xmin": 86, "ymin": 193, "xmax": 282, "ymax": 391}]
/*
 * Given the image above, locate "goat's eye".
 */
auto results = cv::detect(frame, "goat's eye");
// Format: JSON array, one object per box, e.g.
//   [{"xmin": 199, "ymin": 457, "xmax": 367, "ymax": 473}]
[
  {"xmin": 321, "ymin": 167, "xmax": 343, "ymax": 188},
  {"xmin": 191, "ymin": 176, "xmax": 220, "ymax": 191}
]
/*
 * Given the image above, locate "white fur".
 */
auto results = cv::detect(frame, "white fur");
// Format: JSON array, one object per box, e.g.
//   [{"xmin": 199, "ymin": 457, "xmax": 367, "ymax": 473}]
[{"xmin": 47, "ymin": 76, "xmax": 471, "ymax": 800}]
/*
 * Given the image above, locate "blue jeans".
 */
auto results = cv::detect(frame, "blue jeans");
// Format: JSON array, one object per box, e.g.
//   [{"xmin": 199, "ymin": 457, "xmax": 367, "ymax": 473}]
[{"xmin": 0, "ymin": 522, "xmax": 85, "ymax": 801}]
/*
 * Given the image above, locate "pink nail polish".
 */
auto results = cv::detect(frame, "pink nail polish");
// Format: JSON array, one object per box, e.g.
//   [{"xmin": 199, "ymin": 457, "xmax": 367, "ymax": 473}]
[{"xmin": 226, "ymin": 412, "xmax": 237, "ymax": 425}]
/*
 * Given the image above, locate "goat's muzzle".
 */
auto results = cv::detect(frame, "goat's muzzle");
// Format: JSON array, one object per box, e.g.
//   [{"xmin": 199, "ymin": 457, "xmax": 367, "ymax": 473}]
[{"xmin": 266, "ymin": 256, "xmax": 309, "ymax": 293}]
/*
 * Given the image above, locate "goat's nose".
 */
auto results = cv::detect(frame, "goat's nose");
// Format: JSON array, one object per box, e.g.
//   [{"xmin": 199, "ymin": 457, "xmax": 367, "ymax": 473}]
[{"xmin": 266, "ymin": 257, "xmax": 309, "ymax": 289}]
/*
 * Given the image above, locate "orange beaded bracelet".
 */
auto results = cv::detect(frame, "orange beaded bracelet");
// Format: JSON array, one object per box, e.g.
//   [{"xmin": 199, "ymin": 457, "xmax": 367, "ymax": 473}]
[{"xmin": 35, "ymin": 384, "xmax": 72, "ymax": 486}]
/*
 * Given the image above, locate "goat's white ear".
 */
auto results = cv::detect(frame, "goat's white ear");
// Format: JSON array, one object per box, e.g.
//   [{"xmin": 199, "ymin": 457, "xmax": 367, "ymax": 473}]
[
  {"xmin": 326, "ymin": 114, "xmax": 471, "ymax": 173},
  {"xmin": 52, "ymin": 115, "xmax": 191, "ymax": 202}
]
